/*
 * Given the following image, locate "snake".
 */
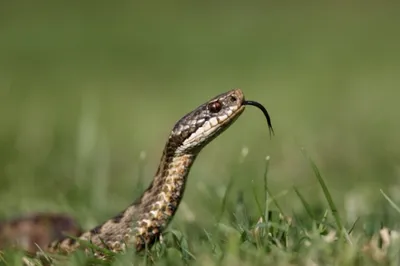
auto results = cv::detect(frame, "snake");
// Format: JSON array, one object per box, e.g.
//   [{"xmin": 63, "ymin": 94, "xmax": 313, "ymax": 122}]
[
  {"xmin": 0, "ymin": 213, "xmax": 82, "ymax": 254},
  {"xmin": 0, "ymin": 88, "xmax": 274, "ymax": 259}
]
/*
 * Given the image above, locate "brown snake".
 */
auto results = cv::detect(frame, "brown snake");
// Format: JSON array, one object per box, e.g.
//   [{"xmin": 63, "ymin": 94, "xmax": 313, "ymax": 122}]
[
  {"xmin": 1, "ymin": 89, "xmax": 274, "ymax": 260},
  {"xmin": 0, "ymin": 213, "xmax": 82, "ymax": 254}
]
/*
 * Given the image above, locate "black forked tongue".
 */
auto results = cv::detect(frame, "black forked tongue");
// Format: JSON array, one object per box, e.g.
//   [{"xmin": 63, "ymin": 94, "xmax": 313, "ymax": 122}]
[{"xmin": 243, "ymin": 100, "xmax": 275, "ymax": 138}]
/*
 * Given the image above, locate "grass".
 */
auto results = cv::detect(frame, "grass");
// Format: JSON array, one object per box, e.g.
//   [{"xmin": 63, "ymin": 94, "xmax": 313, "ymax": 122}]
[
  {"xmin": 6, "ymin": 152, "xmax": 399, "ymax": 266},
  {"xmin": 1, "ymin": 1, "xmax": 400, "ymax": 265}
]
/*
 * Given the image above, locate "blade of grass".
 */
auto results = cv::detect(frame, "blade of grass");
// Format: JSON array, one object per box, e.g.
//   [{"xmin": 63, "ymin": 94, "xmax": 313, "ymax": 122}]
[
  {"xmin": 216, "ymin": 174, "xmax": 235, "ymax": 224},
  {"xmin": 347, "ymin": 217, "xmax": 360, "ymax": 235},
  {"xmin": 301, "ymin": 148, "xmax": 352, "ymax": 245},
  {"xmin": 380, "ymin": 189, "xmax": 400, "ymax": 214},
  {"xmin": 252, "ymin": 180, "xmax": 264, "ymax": 219},
  {"xmin": 266, "ymin": 187, "xmax": 287, "ymax": 215},
  {"xmin": 263, "ymin": 156, "xmax": 271, "ymax": 224},
  {"xmin": 293, "ymin": 186, "xmax": 315, "ymax": 220}
]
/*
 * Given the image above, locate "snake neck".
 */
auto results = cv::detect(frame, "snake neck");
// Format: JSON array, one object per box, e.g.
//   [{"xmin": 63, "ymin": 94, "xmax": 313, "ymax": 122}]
[
  {"xmin": 132, "ymin": 150, "xmax": 196, "ymax": 249},
  {"xmin": 48, "ymin": 146, "xmax": 197, "ymax": 254}
]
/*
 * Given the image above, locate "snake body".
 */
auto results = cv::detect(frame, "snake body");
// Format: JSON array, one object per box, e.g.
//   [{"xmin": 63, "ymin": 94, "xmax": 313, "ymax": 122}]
[
  {"xmin": 0, "ymin": 213, "xmax": 82, "ymax": 254},
  {"xmin": 1, "ymin": 89, "xmax": 273, "ymax": 257}
]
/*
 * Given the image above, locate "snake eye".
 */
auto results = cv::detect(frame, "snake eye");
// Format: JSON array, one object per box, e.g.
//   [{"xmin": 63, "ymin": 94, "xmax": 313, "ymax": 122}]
[{"xmin": 208, "ymin": 101, "xmax": 222, "ymax": 113}]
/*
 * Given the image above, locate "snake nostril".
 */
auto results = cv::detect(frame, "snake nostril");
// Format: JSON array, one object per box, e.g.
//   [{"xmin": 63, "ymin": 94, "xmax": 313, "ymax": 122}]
[{"xmin": 230, "ymin": 95, "xmax": 237, "ymax": 102}]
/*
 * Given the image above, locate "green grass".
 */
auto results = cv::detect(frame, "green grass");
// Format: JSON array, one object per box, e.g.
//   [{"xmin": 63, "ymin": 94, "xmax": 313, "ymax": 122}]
[
  {"xmin": 6, "ymin": 154, "xmax": 399, "ymax": 266},
  {"xmin": 1, "ymin": 1, "xmax": 400, "ymax": 265}
]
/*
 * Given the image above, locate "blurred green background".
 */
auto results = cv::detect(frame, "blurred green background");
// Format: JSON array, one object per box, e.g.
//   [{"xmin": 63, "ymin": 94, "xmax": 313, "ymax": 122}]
[{"xmin": 0, "ymin": 1, "xmax": 400, "ymax": 232}]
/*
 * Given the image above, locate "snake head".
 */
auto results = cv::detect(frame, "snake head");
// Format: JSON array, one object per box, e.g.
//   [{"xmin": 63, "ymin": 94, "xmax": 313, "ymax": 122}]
[{"xmin": 171, "ymin": 89, "xmax": 246, "ymax": 155}]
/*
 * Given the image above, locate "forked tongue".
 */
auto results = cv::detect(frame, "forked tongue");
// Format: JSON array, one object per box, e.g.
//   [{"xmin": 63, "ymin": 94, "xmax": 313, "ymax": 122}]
[{"xmin": 243, "ymin": 100, "xmax": 274, "ymax": 138}]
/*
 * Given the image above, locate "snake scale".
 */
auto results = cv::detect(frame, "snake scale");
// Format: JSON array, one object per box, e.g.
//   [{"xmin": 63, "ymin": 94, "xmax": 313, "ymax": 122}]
[{"xmin": 0, "ymin": 89, "xmax": 274, "ymax": 259}]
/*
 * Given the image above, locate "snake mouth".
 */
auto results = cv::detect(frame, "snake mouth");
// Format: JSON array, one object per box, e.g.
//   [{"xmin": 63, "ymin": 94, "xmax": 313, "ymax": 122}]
[{"xmin": 243, "ymin": 100, "xmax": 274, "ymax": 137}]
